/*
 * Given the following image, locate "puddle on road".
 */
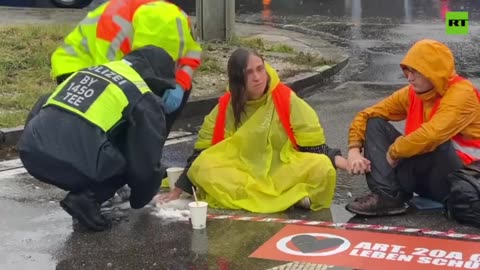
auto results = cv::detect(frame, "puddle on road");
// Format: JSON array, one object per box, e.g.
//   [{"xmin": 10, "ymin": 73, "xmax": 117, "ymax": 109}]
[{"xmin": 0, "ymin": 252, "xmax": 56, "ymax": 270}]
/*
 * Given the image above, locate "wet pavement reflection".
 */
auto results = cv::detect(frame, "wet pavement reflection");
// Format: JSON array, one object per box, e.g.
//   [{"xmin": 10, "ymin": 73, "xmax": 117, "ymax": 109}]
[
  {"xmin": 52, "ymin": 206, "xmax": 339, "ymax": 270},
  {"xmin": 2, "ymin": 167, "xmax": 480, "ymax": 270}
]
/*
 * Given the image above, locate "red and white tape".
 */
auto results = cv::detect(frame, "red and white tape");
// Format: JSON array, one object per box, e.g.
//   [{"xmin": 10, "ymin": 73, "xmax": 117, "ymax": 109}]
[{"xmin": 207, "ymin": 214, "xmax": 480, "ymax": 241}]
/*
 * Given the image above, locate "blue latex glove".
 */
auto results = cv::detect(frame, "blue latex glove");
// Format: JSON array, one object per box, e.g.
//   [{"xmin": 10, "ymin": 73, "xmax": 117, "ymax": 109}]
[{"xmin": 162, "ymin": 84, "xmax": 184, "ymax": 114}]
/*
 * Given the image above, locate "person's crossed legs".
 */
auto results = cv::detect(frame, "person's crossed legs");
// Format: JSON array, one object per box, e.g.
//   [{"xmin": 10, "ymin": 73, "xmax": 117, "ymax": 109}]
[{"xmin": 346, "ymin": 118, "xmax": 462, "ymax": 216}]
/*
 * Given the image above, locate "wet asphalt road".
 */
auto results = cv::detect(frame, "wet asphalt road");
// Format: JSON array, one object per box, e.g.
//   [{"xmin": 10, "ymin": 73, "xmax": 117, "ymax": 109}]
[{"xmin": 2, "ymin": 0, "xmax": 480, "ymax": 269}]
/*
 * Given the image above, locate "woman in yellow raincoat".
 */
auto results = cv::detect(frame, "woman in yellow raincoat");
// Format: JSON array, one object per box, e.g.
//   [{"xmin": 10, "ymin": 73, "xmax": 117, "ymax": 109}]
[{"xmin": 157, "ymin": 48, "xmax": 348, "ymax": 212}]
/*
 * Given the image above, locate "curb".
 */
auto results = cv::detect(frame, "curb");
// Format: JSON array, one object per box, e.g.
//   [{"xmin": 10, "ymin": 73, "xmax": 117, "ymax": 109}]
[
  {"xmin": 0, "ymin": 22, "xmax": 349, "ymax": 147},
  {"xmin": 0, "ymin": 126, "xmax": 23, "ymax": 147}
]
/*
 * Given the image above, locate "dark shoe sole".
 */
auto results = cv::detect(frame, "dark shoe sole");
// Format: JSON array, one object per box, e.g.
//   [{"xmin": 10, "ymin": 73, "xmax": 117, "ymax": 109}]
[
  {"xmin": 60, "ymin": 197, "xmax": 110, "ymax": 232},
  {"xmin": 345, "ymin": 203, "xmax": 408, "ymax": 216}
]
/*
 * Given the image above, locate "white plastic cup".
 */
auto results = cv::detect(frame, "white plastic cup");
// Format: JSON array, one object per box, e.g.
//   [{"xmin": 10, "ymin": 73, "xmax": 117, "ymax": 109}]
[
  {"xmin": 188, "ymin": 201, "xmax": 208, "ymax": 229},
  {"xmin": 167, "ymin": 167, "xmax": 184, "ymax": 191}
]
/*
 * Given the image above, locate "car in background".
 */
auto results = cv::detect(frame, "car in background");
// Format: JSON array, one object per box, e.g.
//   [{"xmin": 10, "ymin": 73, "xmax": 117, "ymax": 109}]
[
  {"xmin": 50, "ymin": 0, "xmax": 93, "ymax": 8},
  {"xmin": 0, "ymin": 0, "xmax": 193, "ymax": 9},
  {"xmin": 0, "ymin": 0, "xmax": 93, "ymax": 8}
]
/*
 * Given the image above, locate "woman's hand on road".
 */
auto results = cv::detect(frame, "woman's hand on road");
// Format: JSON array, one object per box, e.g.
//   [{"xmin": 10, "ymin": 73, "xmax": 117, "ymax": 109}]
[
  {"xmin": 347, "ymin": 147, "xmax": 371, "ymax": 175},
  {"xmin": 334, "ymin": 155, "xmax": 349, "ymax": 171},
  {"xmin": 153, "ymin": 187, "xmax": 183, "ymax": 204}
]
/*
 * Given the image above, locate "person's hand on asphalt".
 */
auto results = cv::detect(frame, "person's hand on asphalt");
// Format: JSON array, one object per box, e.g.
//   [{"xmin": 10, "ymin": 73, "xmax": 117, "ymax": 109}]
[
  {"xmin": 153, "ymin": 187, "xmax": 183, "ymax": 204},
  {"xmin": 347, "ymin": 147, "xmax": 371, "ymax": 175},
  {"xmin": 386, "ymin": 151, "xmax": 399, "ymax": 168},
  {"xmin": 162, "ymin": 84, "xmax": 184, "ymax": 114},
  {"xmin": 334, "ymin": 155, "xmax": 349, "ymax": 171}
]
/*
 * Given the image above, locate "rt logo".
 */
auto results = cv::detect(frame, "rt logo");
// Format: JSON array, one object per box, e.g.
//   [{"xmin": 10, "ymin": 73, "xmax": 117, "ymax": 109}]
[{"xmin": 446, "ymin": 11, "xmax": 468, "ymax": 35}]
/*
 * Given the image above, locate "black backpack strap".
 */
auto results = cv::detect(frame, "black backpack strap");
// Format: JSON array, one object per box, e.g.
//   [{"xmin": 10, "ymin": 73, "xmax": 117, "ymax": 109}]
[{"xmin": 461, "ymin": 171, "xmax": 480, "ymax": 194}]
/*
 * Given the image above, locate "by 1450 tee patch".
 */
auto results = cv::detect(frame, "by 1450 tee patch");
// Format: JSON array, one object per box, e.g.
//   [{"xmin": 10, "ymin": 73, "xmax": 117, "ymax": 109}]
[{"xmin": 54, "ymin": 73, "xmax": 109, "ymax": 113}]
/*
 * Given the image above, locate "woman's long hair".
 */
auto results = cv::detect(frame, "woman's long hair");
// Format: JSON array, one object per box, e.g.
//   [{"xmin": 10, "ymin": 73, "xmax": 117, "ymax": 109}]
[{"xmin": 227, "ymin": 48, "xmax": 265, "ymax": 128}]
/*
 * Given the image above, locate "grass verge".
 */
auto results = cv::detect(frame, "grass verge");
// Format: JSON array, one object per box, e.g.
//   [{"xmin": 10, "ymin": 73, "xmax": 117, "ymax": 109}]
[
  {"xmin": 229, "ymin": 37, "xmax": 334, "ymax": 66},
  {"xmin": 0, "ymin": 24, "xmax": 74, "ymax": 128},
  {"xmin": 0, "ymin": 26, "xmax": 332, "ymax": 128}
]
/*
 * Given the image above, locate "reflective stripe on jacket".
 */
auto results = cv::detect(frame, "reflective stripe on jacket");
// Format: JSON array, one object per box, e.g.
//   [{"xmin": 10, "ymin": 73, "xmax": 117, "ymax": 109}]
[
  {"xmin": 51, "ymin": 0, "xmax": 201, "ymax": 90},
  {"xmin": 405, "ymin": 75, "xmax": 480, "ymax": 164}
]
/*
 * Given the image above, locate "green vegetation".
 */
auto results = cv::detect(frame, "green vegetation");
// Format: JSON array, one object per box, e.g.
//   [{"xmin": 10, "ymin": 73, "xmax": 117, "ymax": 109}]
[
  {"xmin": 228, "ymin": 36, "xmax": 331, "ymax": 67},
  {"xmin": 0, "ymin": 24, "xmax": 74, "ymax": 128},
  {"xmin": 229, "ymin": 36, "xmax": 295, "ymax": 53},
  {"xmin": 197, "ymin": 54, "xmax": 223, "ymax": 74},
  {"xmin": 0, "ymin": 26, "xmax": 332, "ymax": 128},
  {"xmin": 288, "ymin": 51, "xmax": 334, "ymax": 67}
]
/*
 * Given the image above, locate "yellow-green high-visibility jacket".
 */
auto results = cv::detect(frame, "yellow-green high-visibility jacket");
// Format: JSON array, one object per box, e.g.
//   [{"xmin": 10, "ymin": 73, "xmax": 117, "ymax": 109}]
[
  {"xmin": 51, "ymin": 0, "xmax": 202, "ymax": 90},
  {"xmin": 46, "ymin": 60, "xmax": 151, "ymax": 132}
]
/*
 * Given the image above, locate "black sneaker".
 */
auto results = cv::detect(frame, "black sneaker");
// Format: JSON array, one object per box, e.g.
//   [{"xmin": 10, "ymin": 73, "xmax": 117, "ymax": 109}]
[
  {"xmin": 60, "ymin": 191, "xmax": 111, "ymax": 232},
  {"xmin": 345, "ymin": 192, "xmax": 408, "ymax": 216}
]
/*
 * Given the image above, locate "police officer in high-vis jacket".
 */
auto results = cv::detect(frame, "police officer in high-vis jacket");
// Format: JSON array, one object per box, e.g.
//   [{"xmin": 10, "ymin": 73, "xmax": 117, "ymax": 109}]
[
  {"xmin": 18, "ymin": 46, "xmax": 175, "ymax": 231},
  {"xmin": 50, "ymin": 0, "xmax": 202, "ymax": 132}
]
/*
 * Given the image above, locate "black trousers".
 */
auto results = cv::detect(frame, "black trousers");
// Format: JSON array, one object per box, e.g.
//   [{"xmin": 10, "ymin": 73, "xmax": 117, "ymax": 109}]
[
  {"xmin": 20, "ymin": 150, "xmax": 126, "ymax": 204},
  {"xmin": 363, "ymin": 118, "xmax": 463, "ymax": 202}
]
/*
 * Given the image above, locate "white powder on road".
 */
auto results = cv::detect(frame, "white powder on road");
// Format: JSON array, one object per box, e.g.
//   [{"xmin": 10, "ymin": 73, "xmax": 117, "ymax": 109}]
[
  {"xmin": 151, "ymin": 198, "xmax": 194, "ymax": 222},
  {"xmin": 151, "ymin": 208, "xmax": 190, "ymax": 222}
]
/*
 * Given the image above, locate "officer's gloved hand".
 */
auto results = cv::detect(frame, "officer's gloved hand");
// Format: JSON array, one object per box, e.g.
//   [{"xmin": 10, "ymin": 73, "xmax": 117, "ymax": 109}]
[{"xmin": 162, "ymin": 84, "xmax": 184, "ymax": 114}]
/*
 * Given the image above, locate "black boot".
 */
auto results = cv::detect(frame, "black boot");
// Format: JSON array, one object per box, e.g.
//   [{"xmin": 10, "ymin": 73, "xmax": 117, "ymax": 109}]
[{"xmin": 60, "ymin": 191, "xmax": 111, "ymax": 231}]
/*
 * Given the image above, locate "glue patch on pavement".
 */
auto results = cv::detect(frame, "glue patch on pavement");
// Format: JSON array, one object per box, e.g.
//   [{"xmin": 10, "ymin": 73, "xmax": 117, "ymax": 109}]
[
  {"xmin": 152, "ymin": 198, "xmax": 194, "ymax": 222},
  {"xmin": 151, "ymin": 208, "xmax": 190, "ymax": 222}
]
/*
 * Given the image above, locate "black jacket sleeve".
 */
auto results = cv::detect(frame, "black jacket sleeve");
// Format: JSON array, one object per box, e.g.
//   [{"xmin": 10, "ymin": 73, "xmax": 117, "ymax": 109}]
[
  {"xmin": 298, "ymin": 144, "xmax": 342, "ymax": 169},
  {"xmin": 174, "ymin": 149, "xmax": 203, "ymax": 194},
  {"xmin": 124, "ymin": 93, "xmax": 168, "ymax": 209},
  {"xmin": 25, "ymin": 93, "xmax": 51, "ymax": 126}
]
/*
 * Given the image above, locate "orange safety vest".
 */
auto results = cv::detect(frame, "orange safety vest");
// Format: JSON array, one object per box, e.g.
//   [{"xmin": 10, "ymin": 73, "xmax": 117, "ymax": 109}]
[
  {"xmin": 97, "ymin": 0, "xmax": 157, "ymax": 56},
  {"xmin": 212, "ymin": 83, "xmax": 298, "ymax": 150},
  {"xmin": 96, "ymin": 0, "xmax": 196, "ymax": 90},
  {"xmin": 405, "ymin": 76, "xmax": 480, "ymax": 164}
]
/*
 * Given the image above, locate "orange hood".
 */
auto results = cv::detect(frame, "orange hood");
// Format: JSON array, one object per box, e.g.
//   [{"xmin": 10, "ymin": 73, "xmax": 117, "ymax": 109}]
[{"xmin": 400, "ymin": 39, "xmax": 456, "ymax": 97}]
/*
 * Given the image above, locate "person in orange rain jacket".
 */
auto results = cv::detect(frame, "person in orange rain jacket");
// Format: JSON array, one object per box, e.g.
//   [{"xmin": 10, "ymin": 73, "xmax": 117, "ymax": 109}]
[{"xmin": 345, "ymin": 39, "xmax": 480, "ymax": 216}]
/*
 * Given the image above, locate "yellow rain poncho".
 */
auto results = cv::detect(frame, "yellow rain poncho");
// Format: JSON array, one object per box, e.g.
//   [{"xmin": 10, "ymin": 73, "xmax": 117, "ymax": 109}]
[{"xmin": 187, "ymin": 65, "xmax": 336, "ymax": 213}]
